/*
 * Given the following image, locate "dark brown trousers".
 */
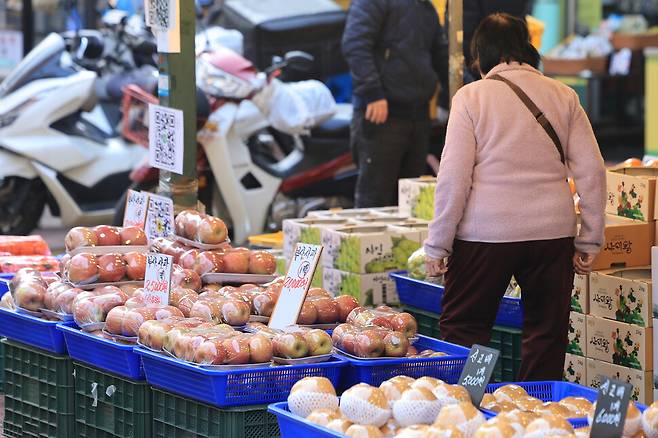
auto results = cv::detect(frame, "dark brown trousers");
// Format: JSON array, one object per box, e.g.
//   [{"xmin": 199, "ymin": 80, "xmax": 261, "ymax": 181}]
[{"xmin": 439, "ymin": 238, "xmax": 575, "ymax": 381}]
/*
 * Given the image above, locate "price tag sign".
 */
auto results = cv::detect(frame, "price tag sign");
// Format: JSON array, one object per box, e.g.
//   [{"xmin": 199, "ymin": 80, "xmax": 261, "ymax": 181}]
[
  {"xmin": 269, "ymin": 244, "xmax": 323, "ymax": 330},
  {"xmin": 123, "ymin": 190, "xmax": 150, "ymax": 228},
  {"xmin": 145, "ymin": 194, "xmax": 175, "ymax": 241},
  {"xmin": 458, "ymin": 344, "xmax": 500, "ymax": 406},
  {"xmin": 590, "ymin": 376, "xmax": 633, "ymax": 438},
  {"xmin": 143, "ymin": 253, "xmax": 173, "ymax": 306}
]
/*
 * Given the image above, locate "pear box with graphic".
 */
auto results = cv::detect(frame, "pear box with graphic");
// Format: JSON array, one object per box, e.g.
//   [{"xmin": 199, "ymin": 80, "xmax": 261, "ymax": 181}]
[
  {"xmin": 605, "ymin": 167, "xmax": 658, "ymax": 222},
  {"xmin": 398, "ymin": 177, "xmax": 436, "ymax": 220},
  {"xmin": 589, "ymin": 268, "xmax": 652, "ymax": 327},
  {"xmin": 568, "ymin": 311, "xmax": 587, "ymax": 357},
  {"xmin": 563, "ymin": 353, "xmax": 587, "ymax": 385},
  {"xmin": 587, "ymin": 358, "xmax": 653, "ymax": 405},
  {"xmin": 354, "ymin": 216, "xmax": 423, "ymax": 226},
  {"xmin": 282, "ymin": 218, "xmax": 353, "ymax": 258},
  {"xmin": 321, "ymin": 224, "xmax": 427, "ymax": 274},
  {"xmin": 322, "ymin": 267, "xmax": 398, "ymax": 306},
  {"xmin": 586, "ymin": 315, "xmax": 653, "ymax": 371},
  {"xmin": 591, "ymin": 215, "xmax": 654, "ymax": 271},
  {"xmin": 572, "ymin": 273, "xmax": 589, "ymax": 314}
]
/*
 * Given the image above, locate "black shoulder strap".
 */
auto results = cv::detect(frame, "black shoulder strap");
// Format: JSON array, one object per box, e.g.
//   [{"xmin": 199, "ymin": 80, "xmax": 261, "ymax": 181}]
[{"xmin": 488, "ymin": 74, "xmax": 566, "ymax": 165}]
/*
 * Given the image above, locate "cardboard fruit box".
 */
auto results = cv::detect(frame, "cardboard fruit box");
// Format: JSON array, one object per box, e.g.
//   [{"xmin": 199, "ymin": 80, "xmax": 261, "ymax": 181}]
[
  {"xmin": 398, "ymin": 176, "xmax": 436, "ymax": 220},
  {"xmin": 587, "ymin": 358, "xmax": 652, "ymax": 404},
  {"xmin": 589, "ymin": 268, "xmax": 652, "ymax": 327},
  {"xmin": 605, "ymin": 167, "xmax": 658, "ymax": 222},
  {"xmin": 564, "ymin": 353, "xmax": 587, "ymax": 385},
  {"xmin": 591, "ymin": 215, "xmax": 654, "ymax": 271},
  {"xmin": 568, "ymin": 311, "xmax": 586, "ymax": 357},
  {"xmin": 321, "ymin": 225, "xmax": 426, "ymax": 274},
  {"xmin": 282, "ymin": 218, "xmax": 353, "ymax": 257},
  {"xmin": 586, "ymin": 315, "xmax": 653, "ymax": 371},
  {"xmin": 322, "ymin": 267, "xmax": 398, "ymax": 306},
  {"xmin": 571, "ymin": 273, "xmax": 589, "ymax": 314}
]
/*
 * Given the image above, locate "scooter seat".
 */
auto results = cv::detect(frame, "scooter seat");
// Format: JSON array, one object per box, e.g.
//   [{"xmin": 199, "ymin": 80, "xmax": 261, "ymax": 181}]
[{"xmin": 310, "ymin": 103, "xmax": 352, "ymax": 139}]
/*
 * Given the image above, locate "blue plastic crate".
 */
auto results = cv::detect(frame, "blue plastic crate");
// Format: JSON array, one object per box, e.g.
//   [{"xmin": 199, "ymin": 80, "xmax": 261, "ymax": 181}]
[
  {"xmin": 58, "ymin": 324, "xmax": 145, "ymax": 380},
  {"xmin": 0, "ymin": 307, "xmax": 72, "ymax": 354},
  {"xmin": 390, "ymin": 271, "xmax": 523, "ymax": 328},
  {"xmin": 335, "ymin": 335, "xmax": 469, "ymax": 390},
  {"xmin": 484, "ymin": 381, "xmax": 647, "ymax": 429},
  {"xmin": 135, "ymin": 347, "xmax": 348, "ymax": 408}
]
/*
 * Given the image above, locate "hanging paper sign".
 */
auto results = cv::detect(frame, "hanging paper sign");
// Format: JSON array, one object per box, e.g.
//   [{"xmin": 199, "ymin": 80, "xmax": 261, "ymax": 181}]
[
  {"xmin": 145, "ymin": 194, "xmax": 174, "ymax": 240},
  {"xmin": 144, "ymin": 0, "xmax": 180, "ymax": 53},
  {"xmin": 148, "ymin": 103, "xmax": 184, "ymax": 175},
  {"xmin": 143, "ymin": 253, "xmax": 173, "ymax": 305},
  {"xmin": 123, "ymin": 190, "xmax": 150, "ymax": 228}
]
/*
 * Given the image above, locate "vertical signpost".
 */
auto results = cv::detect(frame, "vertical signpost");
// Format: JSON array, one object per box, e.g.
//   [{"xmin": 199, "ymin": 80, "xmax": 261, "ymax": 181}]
[{"xmin": 448, "ymin": 0, "xmax": 463, "ymax": 101}]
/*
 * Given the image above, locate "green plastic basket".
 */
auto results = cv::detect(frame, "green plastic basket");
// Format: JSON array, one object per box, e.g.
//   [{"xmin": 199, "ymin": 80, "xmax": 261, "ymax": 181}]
[
  {"xmin": 74, "ymin": 362, "xmax": 152, "ymax": 437},
  {"xmin": 0, "ymin": 337, "xmax": 5, "ymax": 392},
  {"xmin": 401, "ymin": 305, "xmax": 441, "ymax": 339},
  {"xmin": 152, "ymin": 388, "xmax": 281, "ymax": 438},
  {"xmin": 2, "ymin": 339, "xmax": 75, "ymax": 438}
]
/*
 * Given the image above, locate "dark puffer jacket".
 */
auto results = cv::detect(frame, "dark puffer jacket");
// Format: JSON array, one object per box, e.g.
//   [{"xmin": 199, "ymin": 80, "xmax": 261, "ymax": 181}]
[{"xmin": 342, "ymin": 0, "xmax": 448, "ymax": 113}]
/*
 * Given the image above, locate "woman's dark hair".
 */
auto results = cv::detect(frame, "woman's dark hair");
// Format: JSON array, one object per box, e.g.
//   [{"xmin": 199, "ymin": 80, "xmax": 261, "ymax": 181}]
[{"xmin": 470, "ymin": 13, "xmax": 541, "ymax": 75}]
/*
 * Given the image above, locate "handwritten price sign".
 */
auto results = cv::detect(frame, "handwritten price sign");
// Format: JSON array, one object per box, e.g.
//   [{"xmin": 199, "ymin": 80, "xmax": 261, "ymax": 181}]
[
  {"xmin": 143, "ymin": 253, "xmax": 173, "ymax": 306},
  {"xmin": 145, "ymin": 194, "xmax": 174, "ymax": 241},
  {"xmin": 458, "ymin": 345, "xmax": 500, "ymax": 406},
  {"xmin": 269, "ymin": 244, "xmax": 323, "ymax": 330},
  {"xmin": 591, "ymin": 376, "xmax": 633, "ymax": 438},
  {"xmin": 123, "ymin": 190, "xmax": 149, "ymax": 228}
]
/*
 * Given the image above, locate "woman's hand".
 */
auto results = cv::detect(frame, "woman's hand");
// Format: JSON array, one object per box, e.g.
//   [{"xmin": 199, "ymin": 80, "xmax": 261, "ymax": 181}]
[
  {"xmin": 426, "ymin": 257, "xmax": 447, "ymax": 277},
  {"xmin": 573, "ymin": 251, "xmax": 595, "ymax": 275}
]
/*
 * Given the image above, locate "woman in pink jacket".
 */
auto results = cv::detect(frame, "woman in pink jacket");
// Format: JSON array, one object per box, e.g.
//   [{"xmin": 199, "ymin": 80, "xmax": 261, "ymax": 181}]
[{"xmin": 424, "ymin": 13, "xmax": 606, "ymax": 380}]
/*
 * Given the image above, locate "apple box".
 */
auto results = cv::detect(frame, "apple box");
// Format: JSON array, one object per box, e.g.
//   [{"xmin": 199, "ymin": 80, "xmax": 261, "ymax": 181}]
[
  {"xmin": 568, "ymin": 311, "xmax": 586, "ymax": 357},
  {"xmin": 322, "ymin": 267, "xmax": 398, "ymax": 306},
  {"xmin": 587, "ymin": 358, "xmax": 653, "ymax": 404},
  {"xmin": 321, "ymin": 225, "xmax": 426, "ymax": 274},
  {"xmin": 591, "ymin": 215, "xmax": 654, "ymax": 271},
  {"xmin": 605, "ymin": 167, "xmax": 658, "ymax": 222},
  {"xmin": 282, "ymin": 218, "xmax": 352, "ymax": 257},
  {"xmin": 398, "ymin": 177, "xmax": 436, "ymax": 220},
  {"xmin": 564, "ymin": 353, "xmax": 586, "ymax": 385},
  {"xmin": 586, "ymin": 315, "xmax": 653, "ymax": 371},
  {"xmin": 589, "ymin": 268, "xmax": 652, "ymax": 327},
  {"xmin": 571, "ymin": 273, "xmax": 589, "ymax": 314}
]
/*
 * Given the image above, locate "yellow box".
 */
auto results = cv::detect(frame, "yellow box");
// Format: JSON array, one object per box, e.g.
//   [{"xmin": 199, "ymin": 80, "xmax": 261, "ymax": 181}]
[
  {"xmin": 587, "ymin": 358, "xmax": 652, "ymax": 404},
  {"xmin": 606, "ymin": 167, "xmax": 658, "ymax": 222},
  {"xmin": 586, "ymin": 315, "xmax": 653, "ymax": 371},
  {"xmin": 589, "ymin": 268, "xmax": 652, "ymax": 327},
  {"xmin": 398, "ymin": 177, "xmax": 436, "ymax": 220},
  {"xmin": 592, "ymin": 215, "xmax": 654, "ymax": 271},
  {"xmin": 322, "ymin": 267, "xmax": 398, "ymax": 306},
  {"xmin": 571, "ymin": 274, "xmax": 589, "ymax": 314},
  {"xmin": 567, "ymin": 311, "xmax": 586, "ymax": 357},
  {"xmin": 564, "ymin": 353, "xmax": 586, "ymax": 385}
]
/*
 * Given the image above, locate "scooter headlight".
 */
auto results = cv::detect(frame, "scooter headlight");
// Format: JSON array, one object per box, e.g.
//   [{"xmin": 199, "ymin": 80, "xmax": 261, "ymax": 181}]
[{"xmin": 197, "ymin": 58, "xmax": 253, "ymax": 99}]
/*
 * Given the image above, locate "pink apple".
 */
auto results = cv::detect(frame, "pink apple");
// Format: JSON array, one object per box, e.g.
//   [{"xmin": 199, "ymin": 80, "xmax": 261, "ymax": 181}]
[
  {"xmin": 65, "ymin": 227, "xmax": 97, "ymax": 250},
  {"xmin": 248, "ymin": 251, "xmax": 277, "ymax": 275},
  {"xmin": 179, "ymin": 249, "xmax": 201, "ymax": 270},
  {"xmin": 97, "ymin": 253, "xmax": 127, "ymax": 283},
  {"xmin": 93, "ymin": 225, "xmax": 122, "ymax": 246},
  {"xmin": 66, "ymin": 253, "xmax": 99, "ymax": 284},
  {"xmin": 119, "ymin": 226, "xmax": 147, "ymax": 246},
  {"xmin": 123, "ymin": 252, "xmax": 146, "ymax": 281},
  {"xmin": 196, "ymin": 216, "xmax": 228, "ymax": 244}
]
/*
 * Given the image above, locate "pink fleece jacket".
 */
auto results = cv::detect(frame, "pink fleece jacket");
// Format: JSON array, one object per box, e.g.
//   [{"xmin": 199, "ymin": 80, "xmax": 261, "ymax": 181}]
[{"xmin": 424, "ymin": 62, "xmax": 606, "ymax": 259}]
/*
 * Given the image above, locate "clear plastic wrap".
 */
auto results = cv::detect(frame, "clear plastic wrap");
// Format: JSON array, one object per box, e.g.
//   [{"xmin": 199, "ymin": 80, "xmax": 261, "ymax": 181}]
[
  {"xmin": 189, "ymin": 297, "xmax": 251, "ymax": 326},
  {"xmin": 72, "ymin": 286, "xmax": 129, "ymax": 328},
  {"xmin": 346, "ymin": 306, "xmax": 418, "ymax": 338},
  {"xmin": 10, "ymin": 268, "xmax": 49, "ymax": 312},
  {"xmin": 174, "ymin": 210, "xmax": 229, "ymax": 246},
  {"xmin": 105, "ymin": 305, "xmax": 184, "ymax": 338},
  {"xmin": 1, "ymin": 291, "xmax": 15, "ymax": 310},
  {"xmin": 63, "ymin": 251, "xmax": 147, "ymax": 285},
  {"xmin": 332, "ymin": 323, "xmax": 410, "ymax": 359},
  {"xmin": 65, "ymin": 225, "xmax": 147, "ymax": 251}
]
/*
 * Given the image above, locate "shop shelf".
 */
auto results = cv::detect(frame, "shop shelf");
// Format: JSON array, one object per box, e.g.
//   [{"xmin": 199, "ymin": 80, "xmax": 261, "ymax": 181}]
[
  {"xmin": 153, "ymin": 388, "xmax": 280, "ymax": 438},
  {"xmin": 2, "ymin": 339, "xmax": 75, "ymax": 438},
  {"xmin": 73, "ymin": 362, "xmax": 152, "ymax": 437},
  {"xmin": 136, "ymin": 347, "xmax": 348, "ymax": 407},
  {"xmin": 58, "ymin": 324, "xmax": 144, "ymax": 380}
]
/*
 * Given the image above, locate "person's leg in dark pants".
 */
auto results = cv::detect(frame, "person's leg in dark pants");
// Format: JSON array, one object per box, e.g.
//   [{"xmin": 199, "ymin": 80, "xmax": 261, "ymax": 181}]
[
  {"xmin": 440, "ymin": 240, "xmax": 520, "ymax": 348},
  {"xmin": 399, "ymin": 117, "xmax": 431, "ymax": 178},
  {"xmin": 514, "ymin": 238, "xmax": 575, "ymax": 381}
]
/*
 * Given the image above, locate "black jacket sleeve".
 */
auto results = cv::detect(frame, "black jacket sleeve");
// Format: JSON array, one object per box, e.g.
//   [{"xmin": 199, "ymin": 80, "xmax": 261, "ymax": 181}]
[{"xmin": 341, "ymin": 0, "xmax": 387, "ymax": 104}]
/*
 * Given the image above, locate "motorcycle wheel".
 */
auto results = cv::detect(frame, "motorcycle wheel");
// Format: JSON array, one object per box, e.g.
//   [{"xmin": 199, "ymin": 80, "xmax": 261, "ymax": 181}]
[{"xmin": 0, "ymin": 177, "xmax": 46, "ymax": 235}]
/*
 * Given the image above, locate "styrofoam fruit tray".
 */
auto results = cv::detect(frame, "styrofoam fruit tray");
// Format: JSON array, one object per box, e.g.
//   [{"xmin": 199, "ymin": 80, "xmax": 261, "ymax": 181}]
[
  {"xmin": 202, "ymin": 273, "xmax": 278, "ymax": 285},
  {"xmin": 249, "ymin": 315, "xmax": 270, "ymax": 323},
  {"xmin": 333, "ymin": 346, "xmax": 422, "ymax": 361},
  {"xmin": 299, "ymin": 323, "xmax": 339, "ymax": 330},
  {"xmin": 171, "ymin": 234, "xmax": 231, "ymax": 251},
  {"xmin": 101, "ymin": 329, "xmax": 138, "ymax": 344},
  {"xmin": 79, "ymin": 322, "xmax": 106, "ymax": 332},
  {"xmin": 70, "ymin": 280, "xmax": 143, "ymax": 290},
  {"xmin": 68, "ymin": 245, "xmax": 149, "ymax": 256},
  {"xmin": 16, "ymin": 307, "xmax": 43, "ymax": 318},
  {"xmin": 39, "ymin": 308, "xmax": 74, "ymax": 321}
]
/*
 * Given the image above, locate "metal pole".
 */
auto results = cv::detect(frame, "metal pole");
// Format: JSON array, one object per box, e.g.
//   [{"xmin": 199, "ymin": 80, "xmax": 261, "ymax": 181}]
[
  {"xmin": 21, "ymin": 0, "xmax": 33, "ymax": 55},
  {"xmin": 157, "ymin": 0, "xmax": 198, "ymax": 213},
  {"xmin": 448, "ymin": 0, "xmax": 463, "ymax": 101}
]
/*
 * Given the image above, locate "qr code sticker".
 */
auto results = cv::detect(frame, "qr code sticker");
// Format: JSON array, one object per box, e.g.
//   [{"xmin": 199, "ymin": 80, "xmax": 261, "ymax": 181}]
[
  {"xmin": 145, "ymin": 194, "xmax": 174, "ymax": 240},
  {"xmin": 148, "ymin": 104, "xmax": 183, "ymax": 174},
  {"xmin": 146, "ymin": 0, "xmax": 174, "ymax": 29}
]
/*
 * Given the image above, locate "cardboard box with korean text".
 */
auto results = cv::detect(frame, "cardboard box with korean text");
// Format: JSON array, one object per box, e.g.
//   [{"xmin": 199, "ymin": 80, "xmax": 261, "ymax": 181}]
[
  {"xmin": 322, "ymin": 267, "xmax": 398, "ymax": 306},
  {"xmin": 589, "ymin": 268, "xmax": 652, "ymax": 327},
  {"xmin": 568, "ymin": 311, "xmax": 587, "ymax": 357},
  {"xmin": 398, "ymin": 177, "xmax": 436, "ymax": 220},
  {"xmin": 605, "ymin": 167, "xmax": 658, "ymax": 222},
  {"xmin": 586, "ymin": 358, "xmax": 653, "ymax": 404},
  {"xmin": 591, "ymin": 215, "xmax": 653, "ymax": 271},
  {"xmin": 586, "ymin": 315, "xmax": 653, "ymax": 371},
  {"xmin": 571, "ymin": 274, "xmax": 589, "ymax": 314},
  {"xmin": 282, "ymin": 218, "xmax": 352, "ymax": 257},
  {"xmin": 564, "ymin": 353, "xmax": 587, "ymax": 385}
]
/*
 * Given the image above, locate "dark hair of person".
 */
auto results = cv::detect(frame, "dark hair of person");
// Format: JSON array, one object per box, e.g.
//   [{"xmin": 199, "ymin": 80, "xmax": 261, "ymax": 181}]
[{"xmin": 470, "ymin": 13, "xmax": 541, "ymax": 75}]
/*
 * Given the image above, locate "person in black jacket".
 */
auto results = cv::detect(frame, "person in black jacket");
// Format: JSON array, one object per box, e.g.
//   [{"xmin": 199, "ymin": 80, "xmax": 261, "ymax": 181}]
[{"xmin": 342, "ymin": 0, "xmax": 448, "ymax": 208}]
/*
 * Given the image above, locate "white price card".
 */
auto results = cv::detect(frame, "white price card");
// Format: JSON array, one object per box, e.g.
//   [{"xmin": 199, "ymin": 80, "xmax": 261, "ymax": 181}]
[
  {"xmin": 269, "ymin": 244, "xmax": 323, "ymax": 330},
  {"xmin": 123, "ymin": 190, "xmax": 150, "ymax": 228},
  {"xmin": 145, "ymin": 193, "xmax": 175, "ymax": 241},
  {"xmin": 148, "ymin": 103, "xmax": 184, "ymax": 174},
  {"xmin": 143, "ymin": 253, "xmax": 173, "ymax": 306}
]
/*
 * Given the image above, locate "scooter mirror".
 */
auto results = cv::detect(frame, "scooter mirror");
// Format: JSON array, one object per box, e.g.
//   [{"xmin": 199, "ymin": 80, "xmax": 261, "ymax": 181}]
[{"xmin": 283, "ymin": 51, "xmax": 314, "ymax": 72}]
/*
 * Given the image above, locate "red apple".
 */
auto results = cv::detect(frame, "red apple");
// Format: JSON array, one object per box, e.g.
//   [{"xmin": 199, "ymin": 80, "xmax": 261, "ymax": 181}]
[
  {"xmin": 139, "ymin": 320, "xmax": 175, "ymax": 350},
  {"xmin": 119, "ymin": 226, "xmax": 147, "ymax": 246},
  {"xmin": 124, "ymin": 252, "xmax": 146, "ymax": 281},
  {"xmin": 297, "ymin": 301, "xmax": 318, "ymax": 325},
  {"xmin": 91, "ymin": 289, "xmax": 128, "ymax": 314},
  {"xmin": 201, "ymin": 284, "xmax": 221, "ymax": 293},
  {"xmin": 53, "ymin": 287, "xmax": 84, "ymax": 314},
  {"xmin": 218, "ymin": 286, "xmax": 239, "ymax": 296},
  {"xmin": 383, "ymin": 331, "xmax": 409, "ymax": 357},
  {"xmin": 67, "ymin": 253, "xmax": 99, "ymax": 284},
  {"xmin": 221, "ymin": 337, "xmax": 251, "ymax": 364},
  {"xmin": 303, "ymin": 329, "xmax": 333, "ymax": 356},
  {"xmin": 170, "ymin": 288, "xmax": 197, "ymax": 306},
  {"xmin": 247, "ymin": 334, "xmax": 273, "ymax": 363},
  {"xmin": 125, "ymin": 295, "xmax": 145, "ymax": 308},
  {"xmin": 354, "ymin": 329, "xmax": 386, "ymax": 358},
  {"xmin": 219, "ymin": 250, "xmax": 248, "ymax": 274},
  {"xmin": 171, "ymin": 266, "xmax": 202, "ymax": 291},
  {"xmin": 105, "ymin": 305, "xmax": 129, "ymax": 335},
  {"xmin": 164, "ymin": 327, "xmax": 189, "ymax": 354},
  {"xmin": 154, "ymin": 305, "xmax": 184, "ymax": 320},
  {"xmin": 272, "ymin": 332, "xmax": 309, "ymax": 359},
  {"xmin": 307, "ymin": 287, "xmax": 332, "ymax": 299},
  {"xmin": 194, "ymin": 251, "xmax": 224, "ymax": 275},
  {"xmin": 93, "ymin": 225, "xmax": 122, "ymax": 246},
  {"xmin": 406, "ymin": 345, "xmax": 419, "ymax": 357},
  {"xmin": 220, "ymin": 300, "xmax": 250, "ymax": 326},
  {"xmin": 44, "ymin": 281, "xmax": 69, "ymax": 309},
  {"xmin": 248, "ymin": 250, "xmax": 276, "ymax": 275},
  {"xmin": 119, "ymin": 284, "xmax": 141, "ymax": 297},
  {"xmin": 179, "ymin": 249, "xmax": 200, "ymax": 270},
  {"xmin": 312, "ymin": 297, "xmax": 340, "ymax": 324},
  {"xmin": 13, "ymin": 281, "xmax": 47, "ymax": 311},
  {"xmin": 73, "ymin": 298, "xmax": 104, "ymax": 325},
  {"xmin": 189, "ymin": 300, "xmax": 223, "ymax": 322},
  {"xmin": 196, "ymin": 216, "xmax": 228, "ymax": 244},
  {"xmin": 177, "ymin": 294, "xmax": 199, "ymax": 317},
  {"xmin": 266, "ymin": 282, "xmax": 283, "ymax": 300},
  {"xmin": 239, "ymin": 284, "xmax": 262, "ymax": 294},
  {"xmin": 65, "ymin": 227, "xmax": 97, "ymax": 250},
  {"xmin": 333, "ymin": 295, "xmax": 360, "ymax": 322},
  {"xmin": 175, "ymin": 209, "xmax": 203, "ymax": 239},
  {"xmin": 390, "ymin": 313, "xmax": 418, "ymax": 339},
  {"xmin": 194, "ymin": 338, "xmax": 227, "ymax": 365},
  {"xmin": 97, "ymin": 253, "xmax": 127, "ymax": 283},
  {"xmin": 252, "ymin": 292, "xmax": 277, "ymax": 317}
]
